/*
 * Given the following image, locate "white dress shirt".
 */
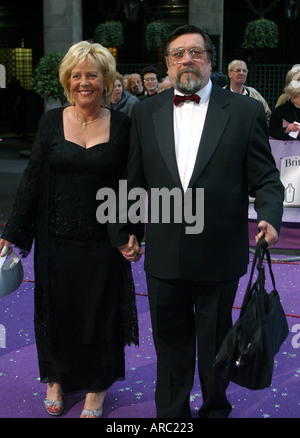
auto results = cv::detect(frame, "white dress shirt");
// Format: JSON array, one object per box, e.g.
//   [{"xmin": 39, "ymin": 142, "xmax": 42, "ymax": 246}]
[{"xmin": 174, "ymin": 79, "xmax": 212, "ymax": 191}]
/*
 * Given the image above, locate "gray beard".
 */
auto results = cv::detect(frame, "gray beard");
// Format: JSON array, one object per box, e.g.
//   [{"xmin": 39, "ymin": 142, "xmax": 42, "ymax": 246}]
[{"xmin": 175, "ymin": 66, "xmax": 203, "ymax": 94}]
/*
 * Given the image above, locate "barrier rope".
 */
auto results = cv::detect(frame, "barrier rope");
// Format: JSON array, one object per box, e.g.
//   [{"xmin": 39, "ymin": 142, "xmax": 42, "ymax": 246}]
[
  {"xmin": 2, "ymin": 224, "xmax": 300, "ymax": 317},
  {"xmin": 249, "ymin": 247, "xmax": 300, "ymax": 263}
]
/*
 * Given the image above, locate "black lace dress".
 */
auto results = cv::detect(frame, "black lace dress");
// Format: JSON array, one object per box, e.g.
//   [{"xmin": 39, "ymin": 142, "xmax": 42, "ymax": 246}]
[{"xmin": 2, "ymin": 108, "xmax": 139, "ymax": 393}]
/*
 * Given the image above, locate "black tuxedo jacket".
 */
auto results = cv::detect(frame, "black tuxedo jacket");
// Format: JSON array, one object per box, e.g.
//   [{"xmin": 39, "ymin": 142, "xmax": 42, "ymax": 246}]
[{"xmin": 108, "ymin": 84, "xmax": 284, "ymax": 281}]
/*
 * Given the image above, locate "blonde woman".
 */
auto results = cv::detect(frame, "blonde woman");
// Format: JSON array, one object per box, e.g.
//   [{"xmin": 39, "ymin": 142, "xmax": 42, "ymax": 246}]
[
  {"xmin": 275, "ymin": 64, "xmax": 300, "ymax": 107},
  {"xmin": 270, "ymin": 73, "xmax": 300, "ymax": 140},
  {"xmin": 0, "ymin": 41, "xmax": 139, "ymax": 418}
]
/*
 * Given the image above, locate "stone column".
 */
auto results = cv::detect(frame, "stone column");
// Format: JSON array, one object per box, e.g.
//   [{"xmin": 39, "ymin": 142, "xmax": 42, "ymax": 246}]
[
  {"xmin": 43, "ymin": 0, "xmax": 82, "ymax": 54},
  {"xmin": 189, "ymin": 0, "xmax": 224, "ymax": 72},
  {"xmin": 43, "ymin": 0, "xmax": 82, "ymax": 110}
]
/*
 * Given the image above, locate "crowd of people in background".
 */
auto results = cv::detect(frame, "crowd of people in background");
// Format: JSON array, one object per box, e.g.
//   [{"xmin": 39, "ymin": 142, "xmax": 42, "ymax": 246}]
[
  {"xmin": 109, "ymin": 66, "xmax": 171, "ymax": 114},
  {"xmin": 110, "ymin": 61, "xmax": 300, "ymax": 140}
]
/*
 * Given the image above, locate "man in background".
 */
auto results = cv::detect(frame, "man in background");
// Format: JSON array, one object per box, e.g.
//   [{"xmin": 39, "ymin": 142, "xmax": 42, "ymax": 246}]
[{"xmin": 225, "ymin": 59, "xmax": 271, "ymax": 123}]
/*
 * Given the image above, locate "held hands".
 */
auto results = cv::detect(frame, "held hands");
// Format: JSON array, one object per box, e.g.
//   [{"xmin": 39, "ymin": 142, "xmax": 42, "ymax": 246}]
[
  {"xmin": 255, "ymin": 220, "xmax": 278, "ymax": 249},
  {"xmin": 0, "ymin": 238, "xmax": 12, "ymax": 257},
  {"xmin": 118, "ymin": 235, "xmax": 144, "ymax": 263},
  {"xmin": 118, "ymin": 222, "xmax": 278, "ymax": 260}
]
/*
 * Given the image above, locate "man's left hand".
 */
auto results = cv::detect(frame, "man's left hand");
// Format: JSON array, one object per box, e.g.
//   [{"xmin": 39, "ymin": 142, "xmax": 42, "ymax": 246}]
[{"xmin": 255, "ymin": 220, "xmax": 278, "ymax": 248}]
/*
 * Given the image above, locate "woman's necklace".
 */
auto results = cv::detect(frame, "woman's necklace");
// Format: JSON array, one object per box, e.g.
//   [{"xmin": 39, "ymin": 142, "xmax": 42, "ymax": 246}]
[{"xmin": 74, "ymin": 109, "xmax": 102, "ymax": 133}]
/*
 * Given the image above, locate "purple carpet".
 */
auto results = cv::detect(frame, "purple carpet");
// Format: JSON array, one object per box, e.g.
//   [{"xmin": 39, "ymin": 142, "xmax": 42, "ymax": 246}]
[{"xmin": 0, "ymin": 248, "xmax": 299, "ymax": 419}]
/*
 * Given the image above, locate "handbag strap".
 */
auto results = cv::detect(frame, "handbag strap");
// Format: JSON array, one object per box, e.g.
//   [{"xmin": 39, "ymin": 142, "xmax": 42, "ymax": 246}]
[
  {"xmin": 0, "ymin": 251, "xmax": 20, "ymax": 270},
  {"xmin": 240, "ymin": 236, "xmax": 276, "ymax": 316},
  {"xmin": 264, "ymin": 249, "xmax": 276, "ymax": 290}
]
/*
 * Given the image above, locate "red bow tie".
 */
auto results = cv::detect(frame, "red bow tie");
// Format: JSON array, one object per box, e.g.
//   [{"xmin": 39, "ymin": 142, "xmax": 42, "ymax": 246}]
[{"xmin": 173, "ymin": 94, "xmax": 200, "ymax": 106}]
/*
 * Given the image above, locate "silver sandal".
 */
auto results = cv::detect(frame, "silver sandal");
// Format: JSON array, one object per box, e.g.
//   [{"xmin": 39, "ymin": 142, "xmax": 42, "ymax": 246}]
[
  {"xmin": 44, "ymin": 398, "xmax": 64, "ymax": 416},
  {"xmin": 80, "ymin": 408, "xmax": 103, "ymax": 418}
]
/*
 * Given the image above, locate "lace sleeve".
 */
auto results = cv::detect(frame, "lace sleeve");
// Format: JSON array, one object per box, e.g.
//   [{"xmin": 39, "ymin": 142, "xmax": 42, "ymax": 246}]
[{"xmin": 2, "ymin": 109, "xmax": 62, "ymax": 256}]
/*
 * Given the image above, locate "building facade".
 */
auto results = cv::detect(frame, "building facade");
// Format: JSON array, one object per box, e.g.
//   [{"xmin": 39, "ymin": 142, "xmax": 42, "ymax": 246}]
[{"xmin": 0, "ymin": 0, "xmax": 299, "ymax": 131}]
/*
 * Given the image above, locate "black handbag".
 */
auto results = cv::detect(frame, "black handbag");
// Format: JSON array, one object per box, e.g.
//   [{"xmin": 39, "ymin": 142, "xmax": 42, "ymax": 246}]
[{"xmin": 214, "ymin": 237, "xmax": 289, "ymax": 390}]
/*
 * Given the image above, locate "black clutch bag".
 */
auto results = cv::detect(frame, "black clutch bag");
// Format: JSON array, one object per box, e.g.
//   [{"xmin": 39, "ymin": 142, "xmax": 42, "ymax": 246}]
[{"xmin": 214, "ymin": 237, "xmax": 289, "ymax": 390}]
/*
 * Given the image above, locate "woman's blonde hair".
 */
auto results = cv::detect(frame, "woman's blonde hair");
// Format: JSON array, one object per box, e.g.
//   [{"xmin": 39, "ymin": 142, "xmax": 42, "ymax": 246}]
[
  {"xmin": 285, "ymin": 65, "xmax": 300, "ymax": 86},
  {"xmin": 59, "ymin": 40, "xmax": 116, "ymax": 106},
  {"xmin": 284, "ymin": 72, "xmax": 300, "ymax": 99}
]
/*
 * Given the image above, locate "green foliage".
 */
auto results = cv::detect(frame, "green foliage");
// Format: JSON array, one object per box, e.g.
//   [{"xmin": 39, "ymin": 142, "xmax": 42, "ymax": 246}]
[
  {"xmin": 94, "ymin": 21, "xmax": 124, "ymax": 47},
  {"xmin": 31, "ymin": 51, "xmax": 66, "ymax": 103},
  {"xmin": 241, "ymin": 19, "xmax": 279, "ymax": 49},
  {"xmin": 145, "ymin": 21, "xmax": 172, "ymax": 50}
]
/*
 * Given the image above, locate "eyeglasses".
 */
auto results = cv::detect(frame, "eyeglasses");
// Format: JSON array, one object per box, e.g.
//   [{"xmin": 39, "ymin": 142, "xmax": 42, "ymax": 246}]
[
  {"xmin": 167, "ymin": 47, "xmax": 208, "ymax": 63},
  {"xmin": 144, "ymin": 77, "xmax": 157, "ymax": 82},
  {"xmin": 232, "ymin": 68, "xmax": 248, "ymax": 73}
]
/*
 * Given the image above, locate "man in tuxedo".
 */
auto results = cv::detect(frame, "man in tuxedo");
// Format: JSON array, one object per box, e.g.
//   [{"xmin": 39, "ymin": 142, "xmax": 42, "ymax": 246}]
[{"xmin": 108, "ymin": 25, "xmax": 284, "ymax": 418}]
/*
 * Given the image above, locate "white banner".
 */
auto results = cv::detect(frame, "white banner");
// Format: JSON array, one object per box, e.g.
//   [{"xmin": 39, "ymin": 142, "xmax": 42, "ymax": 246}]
[{"xmin": 280, "ymin": 155, "xmax": 300, "ymax": 207}]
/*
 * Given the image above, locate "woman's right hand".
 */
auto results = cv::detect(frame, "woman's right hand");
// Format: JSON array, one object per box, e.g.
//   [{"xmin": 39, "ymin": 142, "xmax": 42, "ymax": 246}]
[
  {"xmin": 0, "ymin": 239, "xmax": 12, "ymax": 257},
  {"xmin": 285, "ymin": 122, "xmax": 300, "ymax": 134}
]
